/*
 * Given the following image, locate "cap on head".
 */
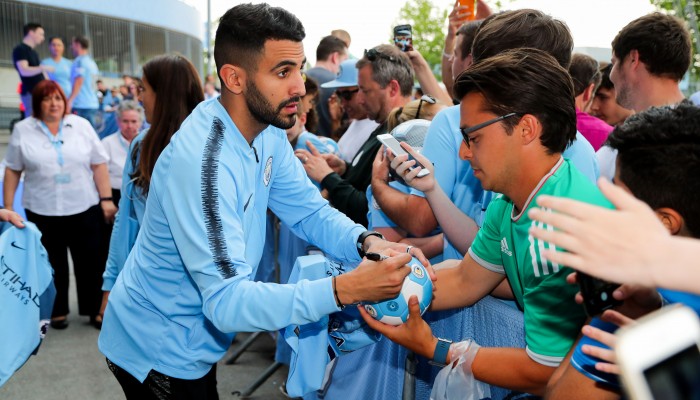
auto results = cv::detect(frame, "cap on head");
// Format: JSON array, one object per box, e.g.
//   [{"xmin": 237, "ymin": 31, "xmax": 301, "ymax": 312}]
[
  {"xmin": 391, "ymin": 119, "xmax": 430, "ymax": 152},
  {"xmin": 321, "ymin": 59, "xmax": 360, "ymax": 89}
]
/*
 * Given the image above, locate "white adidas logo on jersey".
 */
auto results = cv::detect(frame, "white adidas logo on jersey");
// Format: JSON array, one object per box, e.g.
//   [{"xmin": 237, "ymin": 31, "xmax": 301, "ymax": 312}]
[{"xmin": 500, "ymin": 237, "xmax": 513, "ymax": 257}]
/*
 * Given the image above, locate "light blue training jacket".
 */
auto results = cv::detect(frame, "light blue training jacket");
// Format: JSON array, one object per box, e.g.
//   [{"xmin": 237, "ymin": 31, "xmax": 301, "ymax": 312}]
[
  {"xmin": 102, "ymin": 131, "xmax": 147, "ymax": 291},
  {"xmin": 98, "ymin": 99, "xmax": 365, "ymax": 382}
]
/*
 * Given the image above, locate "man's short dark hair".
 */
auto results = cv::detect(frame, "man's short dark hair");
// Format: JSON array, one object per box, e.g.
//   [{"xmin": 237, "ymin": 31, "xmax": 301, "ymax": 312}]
[
  {"xmin": 316, "ymin": 35, "xmax": 347, "ymax": 61},
  {"xmin": 569, "ymin": 53, "xmax": 601, "ymax": 97},
  {"xmin": 214, "ymin": 3, "xmax": 305, "ymax": 74},
  {"xmin": 472, "ymin": 9, "xmax": 573, "ymax": 68},
  {"xmin": 456, "ymin": 20, "xmax": 482, "ymax": 61},
  {"xmin": 454, "ymin": 48, "xmax": 577, "ymax": 154},
  {"xmin": 608, "ymin": 103, "xmax": 700, "ymax": 237},
  {"xmin": 72, "ymin": 35, "xmax": 90, "ymax": 50},
  {"xmin": 612, "ymin": 12, "xmax": 691, "ymax": 81},
  {"xmin": 23, "ymin": 23, "xmax": 42, "ymax": 37},
  {"xmin": 49, "ymin": 36, "xmax": 64, "ymax": 44},
  {"xmin": 597, "ymin": 62, "xmax": 614, "ymax": 91},
  {"xmin": 356, "ymin": 44, "xmax": 414, "ymax": 97}
]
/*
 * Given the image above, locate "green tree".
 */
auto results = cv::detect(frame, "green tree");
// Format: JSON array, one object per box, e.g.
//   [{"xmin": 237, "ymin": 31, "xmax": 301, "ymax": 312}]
[
  {"xmin": 394, "ymin": 0, "xmax": 449, "ymax": 78},
  {"xmin": 650, "ymin": 0, "xmax": 700, "ymax": 91}
]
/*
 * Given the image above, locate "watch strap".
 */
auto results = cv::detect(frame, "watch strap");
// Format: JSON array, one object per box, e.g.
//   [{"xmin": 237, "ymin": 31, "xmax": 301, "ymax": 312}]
[
  {"xmin": 431, "ymin": 337, "xmax": 452, "ymax": 367},
  {"xmin": 356, "ymin": 230, "xmax": 384, "ymax": 258}
]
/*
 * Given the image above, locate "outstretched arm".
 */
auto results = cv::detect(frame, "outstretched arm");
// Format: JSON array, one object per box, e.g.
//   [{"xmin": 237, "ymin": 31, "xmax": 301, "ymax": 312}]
[{"xmin": 528, "ymin": 178, "xmax": 700, "ymax": 294}]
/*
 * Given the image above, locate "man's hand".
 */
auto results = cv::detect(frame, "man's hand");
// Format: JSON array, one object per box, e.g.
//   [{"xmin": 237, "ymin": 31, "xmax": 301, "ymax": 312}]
[
  {"xmin": 0, "ymin": 209, "xmax": 25, "ymax": 228},
  {"xmin": 388, "ymin": 142, "xmax": 436, "ymax": 194},
  {"xmin": 580, "ymin": 309, "xmax": 636, "ymax": 375},
  {"xmin": 322, "ymin": 152, "xmax": 347, "ymax": 176},
  {"xmin": 359, "ymin": 295, "xmax": 438, "ymax": 359},
  {"xmin": 294, "ymin": 141, "xmax": 335, "ymax": 183},
  {"xmin": 101, "ymin": 201, "xmax": 117, "ymax": 224},
  {"xmin": 363, "ymin": 234, "xmax": 434, "ymax": 280},
  {"xmin": 372, "ymin": 145, "xmax": 391, "ymax": 186},
  {"xmin": 566, "ymin": 272, "xmax": 662, "ymax": 320},
  {"xmin": 528, "ymin": 178, "xmax": 670, "ymax": 287},
  {"xmin": 336, "ymin": 251, "xmax": 412, "ymax": 304},
  {"xmin": 447, "ymin": 1, "xmax": 470, "ymax": 37}
]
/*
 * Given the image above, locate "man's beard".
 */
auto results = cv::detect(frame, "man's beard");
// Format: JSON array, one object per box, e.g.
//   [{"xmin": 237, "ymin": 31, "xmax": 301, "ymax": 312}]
[{"xmin": 246, "ymin": 78, "xmax": 299, "ymax": 129}]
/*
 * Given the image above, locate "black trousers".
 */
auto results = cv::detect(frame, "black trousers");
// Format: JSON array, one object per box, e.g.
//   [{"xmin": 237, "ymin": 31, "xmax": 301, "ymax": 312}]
[
  {"xmin": 26, "ymin": 205, "xmax": 106, "ymax": 318},
  {"xmin": 107, "ymin": 359, "xmax": 219, "ymax": 400}
]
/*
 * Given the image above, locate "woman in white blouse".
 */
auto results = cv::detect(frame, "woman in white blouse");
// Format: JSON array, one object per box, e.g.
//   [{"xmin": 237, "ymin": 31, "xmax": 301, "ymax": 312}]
[{"xmin": 3, "ymin": 80, "xmax": 117, "ymax": 330}]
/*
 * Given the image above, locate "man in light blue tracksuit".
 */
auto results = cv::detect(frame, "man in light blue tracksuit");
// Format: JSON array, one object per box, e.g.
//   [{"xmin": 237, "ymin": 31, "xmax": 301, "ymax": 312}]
[{"xmin": 98, "ymin": 4, "xmax": 429, "ymax": 399}]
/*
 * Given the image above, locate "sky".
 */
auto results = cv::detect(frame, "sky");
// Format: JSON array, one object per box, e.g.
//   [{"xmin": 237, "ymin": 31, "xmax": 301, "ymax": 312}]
[{"xmin": 184, "ymin": 0, "xmax": 656, "ymax": 66}]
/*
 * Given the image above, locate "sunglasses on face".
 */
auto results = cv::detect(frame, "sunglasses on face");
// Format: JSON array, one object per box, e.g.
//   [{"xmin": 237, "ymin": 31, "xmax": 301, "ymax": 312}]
[
  {"xmin": 336, "ymin": 88, "xmax": 360, "ymax": 101},
  {"xmin": 364, "ymin": 48, "xmax": 398, "ymax": 63},
  {"xmin": 414, "ymin": 94, "xmax": 436, "ymax": 119},
  {"xmin": 460, "ymin": 112, "xmax": 519, "ymax": 148}
]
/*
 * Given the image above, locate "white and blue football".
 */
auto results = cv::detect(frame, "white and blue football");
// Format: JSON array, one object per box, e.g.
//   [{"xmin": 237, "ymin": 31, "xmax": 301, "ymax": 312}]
[{"xmin": 363, "ymin": 258, "xmax": 433, "ymax": 326}]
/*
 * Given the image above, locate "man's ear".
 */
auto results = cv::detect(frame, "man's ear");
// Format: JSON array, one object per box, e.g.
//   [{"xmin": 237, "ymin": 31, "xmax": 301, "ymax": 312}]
[
  {"xmin": 582, "ymin": 82, "xmax": 596, "ymax": 105},
  {"xmin": 627, "ymin": 49, "xmax": 641, "ymax": 71},
  {"xmin": 387, "ymin": 79, "xmax": 401, "ymax": 98},
  {"xmin": 219, "ymin": 64, "xmax": 245, "ymax": 95},
  {"xmin": 518, "ymin": 114, "xmax": 541, "ymax": 146},
  {"xmin": 655, "ymin": 207, "xmax": 685, "ymax": 235},
  {"xmin": 330, "ymin": 51, "xmax": 340, "ymax": 65}
]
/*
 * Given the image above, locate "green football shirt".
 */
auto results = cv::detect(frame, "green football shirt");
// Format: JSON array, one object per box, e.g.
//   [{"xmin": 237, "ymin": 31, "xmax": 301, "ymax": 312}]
[{"xmin": 468, "ymin": 158, "xmax": 612, "ymax": 366}]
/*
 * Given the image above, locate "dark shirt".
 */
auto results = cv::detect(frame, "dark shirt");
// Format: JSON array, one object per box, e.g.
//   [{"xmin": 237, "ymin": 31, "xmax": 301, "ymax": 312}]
[
  {"xmin": 12, "ymin": 43, "xmax": 44, "ymax": 94},
  {"xmin": 321, "ymin": 122, "xmax": 386, "ymax": 227}
]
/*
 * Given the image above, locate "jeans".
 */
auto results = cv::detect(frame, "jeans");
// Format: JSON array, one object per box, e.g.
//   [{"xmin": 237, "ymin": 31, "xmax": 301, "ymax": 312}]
[{"xmin": 73, "ymin": 107, "xmax": 99, "ymax": 130}]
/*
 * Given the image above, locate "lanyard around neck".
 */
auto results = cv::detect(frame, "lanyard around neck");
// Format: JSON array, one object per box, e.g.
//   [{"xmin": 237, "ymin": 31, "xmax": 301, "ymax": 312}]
[{"xmin": 39, "ymin": 120, "xmax": 64, "ymax": 167}]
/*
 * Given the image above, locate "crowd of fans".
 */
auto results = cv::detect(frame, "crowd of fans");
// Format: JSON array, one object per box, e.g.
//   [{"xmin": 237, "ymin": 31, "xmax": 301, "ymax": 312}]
[{"xmin": 4, "ymin": 1, "xmax": 700, "ymax": 399}]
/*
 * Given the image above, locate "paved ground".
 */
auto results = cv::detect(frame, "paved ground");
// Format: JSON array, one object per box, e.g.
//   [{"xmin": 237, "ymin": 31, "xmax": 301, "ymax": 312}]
[{"xmin": 0, "ymin": 261, "xmax": 291, "ymax": 400}]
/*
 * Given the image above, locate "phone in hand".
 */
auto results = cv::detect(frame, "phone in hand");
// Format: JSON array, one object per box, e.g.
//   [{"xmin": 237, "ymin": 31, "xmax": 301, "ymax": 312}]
[
  {"xmin": 377, "ymin": 133, "xmax": 430, "ymax": 178},
  {"xmin": 616, "ymin": 304, "xmax": 700, "ymax": 400},
  {"xmin": 577, "ymin": 272, "xmax": 622, "ymax": 317},
  {"xmin": 457, "ymin": 0, "xmax": 477, "ymax": 22},
  {"xmin": 393, "ymin": 24, "xmax": 413, "ymax": 52}
]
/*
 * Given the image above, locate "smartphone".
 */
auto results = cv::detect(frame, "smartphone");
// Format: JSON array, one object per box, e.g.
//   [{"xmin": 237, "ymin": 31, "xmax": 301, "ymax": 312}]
[
  {"xmin": 577, "ymin": 272, "xmax": 622, "ymax": 317},
  {"xmin": 393, "ymin": 24, "xmax": 413, "ymax": 52},
  {"xmin": 616, "ymin": 305, "xmax": 700, "ymax": 400},
  {"xmin": 377, "ymin": 133, "xmax": 430, "ymax": 178},
  {"xmin": 457, "ymin": 0, "xmax": 477, "ymax": 22}
]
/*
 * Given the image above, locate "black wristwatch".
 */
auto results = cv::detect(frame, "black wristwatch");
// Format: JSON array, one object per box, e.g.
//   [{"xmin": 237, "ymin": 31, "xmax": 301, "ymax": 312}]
[{"xmin": 356, "ymin": 230, "xmax": 384, "ymax": 258}]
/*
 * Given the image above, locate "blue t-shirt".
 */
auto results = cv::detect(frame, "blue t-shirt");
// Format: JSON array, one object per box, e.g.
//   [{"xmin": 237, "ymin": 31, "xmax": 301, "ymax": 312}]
[
  {"xmin": 413, "ymin": 105, "xmax": 599, "ymax": 260},
  {"xmin": 70, "ymin": 54, "xmax": 99, "ymax": 109},
  {"xmin": 98, "ymin": 99, "xmax": 365, "ymax": 382},
  {"xmin": 41, "ymin": 57, "xmax": 73, "ymax": 98}
]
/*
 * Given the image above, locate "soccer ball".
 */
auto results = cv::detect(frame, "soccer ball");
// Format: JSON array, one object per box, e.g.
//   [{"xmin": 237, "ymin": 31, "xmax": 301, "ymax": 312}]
[{"xmin": 363, "ymin": 258, "xmax": 433, "ymax": 326}]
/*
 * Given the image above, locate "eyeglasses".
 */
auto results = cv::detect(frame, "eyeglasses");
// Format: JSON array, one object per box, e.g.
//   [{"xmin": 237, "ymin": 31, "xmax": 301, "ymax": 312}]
[
  {"xmin": 460, "ymin": 112, "xmax": 519, "ymax": 148},
  {"xmin": 364, "ymin": 48, "xmax": 397, "ymax": 63},
  {"xmin": 336, "ymin": 88, "xmax": 359, "ymax": 101},
  {"xmin": 414, "ymin": 94, "xmax": 436, "ymax": 119}
]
